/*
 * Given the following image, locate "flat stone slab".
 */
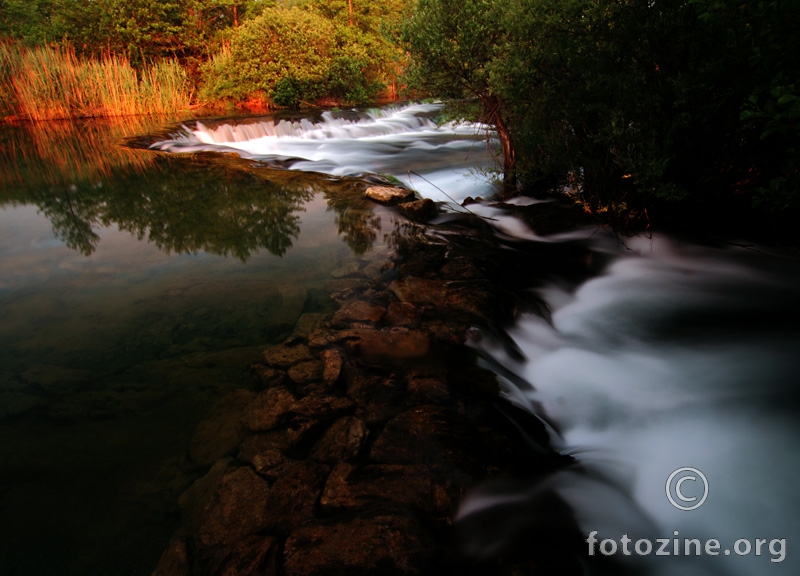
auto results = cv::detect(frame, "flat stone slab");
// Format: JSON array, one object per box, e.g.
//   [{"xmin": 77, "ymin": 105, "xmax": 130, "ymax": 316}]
[{"xmin": 364, "ymin": 186, "xmax": 415, "ymax": 205}]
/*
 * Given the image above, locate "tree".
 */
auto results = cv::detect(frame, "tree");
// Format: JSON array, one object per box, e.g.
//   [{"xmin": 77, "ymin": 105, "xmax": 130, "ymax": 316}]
[
  {"xmin": 405, "ymin": 0, "xmax": 800, "ymax": 221},
  {"xmin": 403, "ymin": 0, "xmax": 518, "ymax": 195}
]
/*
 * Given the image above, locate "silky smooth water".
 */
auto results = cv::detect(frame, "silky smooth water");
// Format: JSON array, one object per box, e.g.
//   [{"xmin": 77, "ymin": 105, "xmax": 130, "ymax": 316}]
[{"xmin": 459, "ymin": 220, "xmax": 800, "ymax": 575}]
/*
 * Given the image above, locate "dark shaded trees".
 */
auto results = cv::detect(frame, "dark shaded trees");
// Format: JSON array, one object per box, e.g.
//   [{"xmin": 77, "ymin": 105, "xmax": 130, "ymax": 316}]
[{"xmin": 404, "ymin": 0, "xmax": 800, "ymax": 222}]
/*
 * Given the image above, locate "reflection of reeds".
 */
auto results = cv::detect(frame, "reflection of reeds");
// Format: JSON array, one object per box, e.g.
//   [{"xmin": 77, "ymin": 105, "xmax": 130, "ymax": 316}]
[
  {"xmin": 0, "ymin": 116, "xmax": 170, "ymax": 194},
  {"xmin": 0, "ymin": 43, "xmax": 193, "ymax": 121}
]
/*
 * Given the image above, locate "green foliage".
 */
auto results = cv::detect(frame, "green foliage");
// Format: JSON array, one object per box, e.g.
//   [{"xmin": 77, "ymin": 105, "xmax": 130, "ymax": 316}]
[
  {"xmin": 200, "ymin": 4, "xmax": 399, "ymax": 107},
  {"xmin": 404, "ymin": 0, "xmax": 800, "ymax": 220},
  {"xmin": 200, "ymin": 8, "xmax": 334, "ymax": 104}
]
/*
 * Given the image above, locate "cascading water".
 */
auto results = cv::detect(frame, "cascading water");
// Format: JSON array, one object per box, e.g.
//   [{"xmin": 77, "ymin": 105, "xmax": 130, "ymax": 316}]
[
  {"xmin": 461, "ymin": 227, "xmax": 800, "ymax": 575},
  {"xmin": 151, "ymin": 103, "xmax": 498, "ymax": 203},
  {"xmin": 151, "ymin": 103, "xmax": 800, "ymax": 574}
]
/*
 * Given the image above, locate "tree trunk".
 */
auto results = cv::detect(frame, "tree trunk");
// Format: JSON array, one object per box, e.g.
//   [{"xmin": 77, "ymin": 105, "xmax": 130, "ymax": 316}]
[
  {"xmin": 348, "ymin": 0, "xmax": 354, "ymax": 26},
  {"xmin": 483, "ymin": 96, "xmax": 517, "ymax": 198}
]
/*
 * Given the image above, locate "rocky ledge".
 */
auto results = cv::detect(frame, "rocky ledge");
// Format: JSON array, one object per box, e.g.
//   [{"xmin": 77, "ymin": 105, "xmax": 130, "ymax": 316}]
[{"xmin": 152, "ymin": 203, "xmax": 592, "ymax": 576}]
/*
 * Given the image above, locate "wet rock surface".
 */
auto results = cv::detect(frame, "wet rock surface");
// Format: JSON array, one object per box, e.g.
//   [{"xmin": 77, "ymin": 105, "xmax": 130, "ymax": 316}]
[
  {"xmin": 364, "ymin": 185, "xmax": 415, "ymax": 204},
  {"xmin": 153, "ymin": 203, "xmax": 594, "ymax": 576}
]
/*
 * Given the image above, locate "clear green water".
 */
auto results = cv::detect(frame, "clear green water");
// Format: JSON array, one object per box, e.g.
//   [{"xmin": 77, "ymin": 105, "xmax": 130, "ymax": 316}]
[{"xmin": 0, "ymin": 118, "xmax": 397, "ymax": 575}]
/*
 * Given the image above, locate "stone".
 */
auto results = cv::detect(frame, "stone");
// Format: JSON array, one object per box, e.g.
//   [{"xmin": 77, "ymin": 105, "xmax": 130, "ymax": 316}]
[
  {"xmin": 370, "ymin": 405, "xmax": 480, "ymax": 471},
  {"xmin": 331, "ymin": 300, "xmax": 386, "ymax": 327},
  {"xmin": 343, "ymin": 328, "xmax": 431, "ymax": 362},
  {"xmin": 307, "ymin": 328, "xmax": 340, "ymax": 348},
  {"xmin": 291, "ymin": 313, "xmax": 330, "ymax": 339},
  {"xmin": 398, "ymin": 198, "xmax": 438, "ymax": 222},
  {"xmin": 345, "ymin": 363, "xmax": 407, "ymax": 424},
  {"xmin": 179, "ymin": 458, "xmax": 234, "ymax": 531},
  {"xmin": 263, "ymin": 461, "xmax": 330, "ymax": 533},
  {"xmin": 189, "ymin": 389, "xmax": 255, "ymax": 466},
  {"xmin": 291, "ymin": 395, "xmax": 355, "ymax": 421},
  {"xmin": 385, "ymin": 301, "xmax": 423, "ymax": 328},
  {"xmin": 151, "ymin": 536, "xmax": 190, "ymax": 576},
  {"xmin": 422, "ymin": 320, "xmax": 469, "ymax": 344},
  {"xmin": 237, "ymin": 419, "xmax": 323, "ymax": 462},
  {"xmin": 284, "ymin": 515, "xmax": 436, "ymax": 576},
  {"xmin": 195, "ymin": 467, "xmax": 272, "ymax": 549},
  {"xmin": 309, "ymin": 416, "xmax": 368, "ymax": 464},
  {"xmin": 364, "ymin": 185, "xmax": 415, "ymax": 205},
  {"xmin": 388, "ymin": 277, "xmax": 449, "ymax": 305},
  {"xmin": 240, "ymin": 387, "xmax": 297, "ymax": 432},
  {"xmin": 440, "ymin": 256, "xmax": 483, "ymax": 280},
  {"xmin": 244, "ymin": 447, "xmax": 293, "ymax": 480},
  {"xmin": 361, "ymin": 259, "xmax": 392, "ymax": 279},
  {"xmin": 250, "ymin": 364, "xmax": 288, "ymax": 388},
  {"xmin": 217, "ymin": 535, "xmax": 281, "ymax": 576},
  {"xmin": 288, "ymin": 360, "xmax": 323, "ymax": 384},
  {"xmin": 262, "ymin": 343, "xmax": 314, "ymax": 368},
  {"xmin": 329, "ymin": 261, "xmax": 362, "ymax": 278},
  {"xmin": 324, "ymin": 278, "xmax": 365, "ymax": 294},
  {"xmin": 320, "ymin": 463, "xmax": 460, "ymax": 515},
  {"xmin": 407, "ymin": 375, "xmax": 450, "ymax": 404},
  {"xmin": 444, "ymin": 284, "xmax": 494, "ymax": 319},
  {"xmin": 320, "ymin": 349, "xmax": 343, "ymax": 386}
]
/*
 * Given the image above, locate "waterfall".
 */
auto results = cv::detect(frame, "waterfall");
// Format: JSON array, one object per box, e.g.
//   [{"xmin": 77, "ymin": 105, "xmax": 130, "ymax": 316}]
[
  {"xmin": 463, "ymin": 231, "xmax": 800, "ymax": 575},
  {"xmin": 150, "ymin": 103, "xmax": 499, "ymax": 203}
]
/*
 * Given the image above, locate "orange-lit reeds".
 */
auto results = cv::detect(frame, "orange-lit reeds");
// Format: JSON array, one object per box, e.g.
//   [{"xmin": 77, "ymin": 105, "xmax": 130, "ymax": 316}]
[{"xmin": 0, "ymin": 43, "xmax": 194, "ymax": 121}]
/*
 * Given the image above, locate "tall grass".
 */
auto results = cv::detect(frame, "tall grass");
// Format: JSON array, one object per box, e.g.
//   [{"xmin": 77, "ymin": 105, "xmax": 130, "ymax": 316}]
[{"xmin": 0, "ymin": 43, "xmax": 194, "ymax": 121}]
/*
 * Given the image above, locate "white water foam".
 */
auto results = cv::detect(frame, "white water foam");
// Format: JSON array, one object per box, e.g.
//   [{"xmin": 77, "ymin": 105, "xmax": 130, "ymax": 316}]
[
  {"xmin": 151, "ymin": 103, "xmax": 499, "ymax": 203},
  {"xmin": 469, "ymin": 235, "xmax": 800, "ymax": 575}
]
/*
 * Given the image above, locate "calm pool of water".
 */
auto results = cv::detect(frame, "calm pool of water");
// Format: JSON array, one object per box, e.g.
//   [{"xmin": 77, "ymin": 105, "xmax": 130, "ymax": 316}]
[{"xmin": 0, "ymin": 118, "xmax": 403, "ymax": 576}]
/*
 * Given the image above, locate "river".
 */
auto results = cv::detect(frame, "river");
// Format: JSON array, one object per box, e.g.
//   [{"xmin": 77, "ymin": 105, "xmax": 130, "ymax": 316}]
[{"xmin": 1, "ymin": 103, "xmax": 798, "ymax": 575}]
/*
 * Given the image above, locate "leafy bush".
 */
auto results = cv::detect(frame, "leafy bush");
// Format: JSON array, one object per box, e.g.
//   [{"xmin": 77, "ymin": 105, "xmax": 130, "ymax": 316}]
[{"xmin": 200, "ymin": 5, "xmax": 395, "ymax": 107}]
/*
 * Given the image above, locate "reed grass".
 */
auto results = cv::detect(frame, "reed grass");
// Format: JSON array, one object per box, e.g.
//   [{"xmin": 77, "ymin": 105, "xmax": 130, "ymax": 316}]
[{"xmin": 0, "ymin": 43, "xmax": 194, "ymax": 121}]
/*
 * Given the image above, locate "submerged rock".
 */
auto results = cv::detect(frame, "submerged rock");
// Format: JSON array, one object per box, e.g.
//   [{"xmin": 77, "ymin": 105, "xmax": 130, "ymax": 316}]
[
  {"xmin": 262, "ymin": 461, "xmax": 330, "ymax": 533},
  {"xmin": 388, "ymin": 277, "xmax": 449, "ymax": 305},
  {"xmin": 287, "ymin": 360, "xmax": 323, "ymax": 384},
  {"xmin": 240, "ymin": 387, "xmax": 297, "ymax": 432},
  {"xmin": 320, "ymin": 463, "xmax": 460, "ymax": 516},
  {"xmin": 195, "ymin": 466, "xmax": 272, "ymax": 549},
  {"xmin": 309, "ymin": 416, "xmax": 368, "ymax": 464},
  {"xmin": 398, "ymin": 198, "xmax": 438, "ymax": 222},
  {"xmin": 283, "ymin": 515, "xmax": 437, "ymax": 576},
  {"xmin": 189, "ymin": 389, "xmax": 255, "ymax": 466},
  {"xmin": 320, "ymin": 349, "xmax": 343, "ymax": 386},
  {"xmin": 262, "ymin": 342, "xmax": 315, "ymax": 368},
  {"xmin": 370, "ymin": 405, "xmax": 480, "ymax": 471},
  {"xmin": 329, "ymin": 261, "xmax": 362, "ymax": 278},
  {"xmin": 331, "ymin": 299, "xmax": 386, "ymax": 327},
  {"xmin": 153, "ymin": 192, "xmax": 576, "ymax": 576},
  {"xmin": 385, "ymin": 301, "xmax": 423, "ymax": 328}
]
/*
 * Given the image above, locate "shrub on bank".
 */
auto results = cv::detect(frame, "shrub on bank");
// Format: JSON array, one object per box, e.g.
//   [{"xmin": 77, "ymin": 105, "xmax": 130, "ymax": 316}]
[{"xmin": 199, "ymin": 7, "xmax": 391, "ymax": 108}]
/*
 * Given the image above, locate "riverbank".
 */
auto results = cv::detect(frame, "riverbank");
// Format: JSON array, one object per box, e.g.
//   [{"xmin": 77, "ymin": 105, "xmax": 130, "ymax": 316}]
[{"xmin": 151, "ymin": 194, "xmax": 606, "ymax": 575}]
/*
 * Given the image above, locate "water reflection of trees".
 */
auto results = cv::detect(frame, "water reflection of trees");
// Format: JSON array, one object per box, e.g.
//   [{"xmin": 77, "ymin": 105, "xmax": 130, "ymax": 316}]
[
  {"xmin": 1, "ymin": 120, "xmax": 385, "ymax": 259},
  {"xmin": 324, "ymin": 184, "xmax": 383, "ymax": 256}
]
